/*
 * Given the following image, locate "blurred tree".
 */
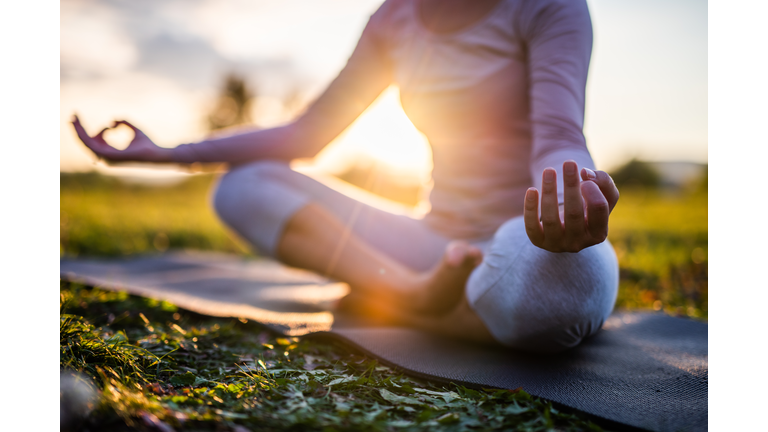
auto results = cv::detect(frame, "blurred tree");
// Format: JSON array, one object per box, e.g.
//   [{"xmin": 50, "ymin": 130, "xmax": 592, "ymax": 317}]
[
  {"xmin": 207, "ymin": 74, "xmax": 255, "ymax": 131},
  {"xmin": 610, "ymin": 159, "xmax": 661, "ymax": 189}
]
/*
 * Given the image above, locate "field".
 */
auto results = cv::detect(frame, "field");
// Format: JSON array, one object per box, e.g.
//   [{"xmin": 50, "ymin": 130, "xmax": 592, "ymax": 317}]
[{"xmin": 60, "ymin": 171, "xmax": 707, "ymax": 431}]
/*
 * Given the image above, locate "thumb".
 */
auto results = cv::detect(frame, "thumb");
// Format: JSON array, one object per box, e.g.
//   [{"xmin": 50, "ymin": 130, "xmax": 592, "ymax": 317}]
[{"xmin": 581, "ymin": 168, "xmax": 619, "ymax": 213}]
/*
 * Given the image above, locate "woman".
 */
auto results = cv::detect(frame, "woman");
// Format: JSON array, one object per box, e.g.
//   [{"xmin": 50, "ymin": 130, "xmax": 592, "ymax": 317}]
[{"xmin": 73, "ymin": 0, "xmax": 620, "ymax": 353}]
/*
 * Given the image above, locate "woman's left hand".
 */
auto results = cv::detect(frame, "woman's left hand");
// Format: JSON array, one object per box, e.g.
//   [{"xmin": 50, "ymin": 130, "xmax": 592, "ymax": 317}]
[
  {"xmin": 71, "ymin": 115, "xmax": 173, "ymax": 163},
  {"xmin": 524, "ymin": 160, "xmax": 619, "ymax": 253}
]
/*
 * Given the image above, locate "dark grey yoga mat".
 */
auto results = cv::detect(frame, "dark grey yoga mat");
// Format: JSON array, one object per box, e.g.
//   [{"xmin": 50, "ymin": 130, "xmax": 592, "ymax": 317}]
[{"xmin": 60, "ymin": 252, "xmax": 707, "ymax": 432}]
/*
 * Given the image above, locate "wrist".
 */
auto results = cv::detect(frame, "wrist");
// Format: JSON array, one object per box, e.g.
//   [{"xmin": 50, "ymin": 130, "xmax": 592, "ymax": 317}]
[{"xmin": 154, "ymin": 147, "xmax": 176, "ymax": 163}]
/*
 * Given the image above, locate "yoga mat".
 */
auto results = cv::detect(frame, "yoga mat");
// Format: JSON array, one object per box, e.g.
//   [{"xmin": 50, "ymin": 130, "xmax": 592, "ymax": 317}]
[{"xmin": 61, "ymin": 252, "xmax": 707, "ymax": 432}]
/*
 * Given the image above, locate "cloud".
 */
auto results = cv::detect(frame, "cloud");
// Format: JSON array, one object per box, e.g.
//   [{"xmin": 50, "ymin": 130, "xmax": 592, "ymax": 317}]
[
  {"xmin": 60, "ymin": 1, "xmax": 139, "ymax": 79},
  {"xmin": 61, "ymin": 0, "xmax": 300, "ymax": 92},
  {"xmin": 134, "ymin": 33, "xmax": 294, "ymax": 90}
]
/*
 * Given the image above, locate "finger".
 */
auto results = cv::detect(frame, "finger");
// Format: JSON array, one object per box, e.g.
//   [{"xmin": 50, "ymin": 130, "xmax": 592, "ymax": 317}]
[
  {"xmin": 581, "ymin": 180, "xmax": 610, "ymax": 241},
  {"xmin": 71, "ymin": 115, "xmax": 89, "ymax": 140},
  {"xmin": 445, "ymin": 242, "xmax": 483, "ymax": 268},
  {"xmin": 71, "ymin": 116, "xmax": 117, "ymax": 158},
  {"xmin": 94, "ymin": 127, "xmax": 110, "ymax": 141},
  {"xmin": 113, "ymin": 119, "xmax": 138, "ymax": 131},
  {"xmin": 87, "ymin": 128, "xmax": 113, "ymax": 153},
  {"xmin": 562, "ymin": 161, "xmax": 586, "ymax": 247},
  {"xmin": 581, "ymin": 167, "xmax": 597, "ymax": 182},
  {"xmin": 465, "ymin": 245, "xmax": 484, "ymax": 267},
  {"xmin": 590, "ymin": 169, "xmax": 620, "ymax": 213},
  {"xmin": 113, "ymin": 119, "xmax": 146, "ymax": 136},
  {"xmin": 71, "ymin": 120, "xmax": 108, "ymax": 159},
  {"xmin": 524, "ymin": 188, "xmax": 544, "ymax": 246},
  {"xmin": 71, "ymin": 117, "xmax": 102, "ymax": 150},
  {"xmin": 540, "ymin": 168, "xmax": 563, "ymax": 246}
]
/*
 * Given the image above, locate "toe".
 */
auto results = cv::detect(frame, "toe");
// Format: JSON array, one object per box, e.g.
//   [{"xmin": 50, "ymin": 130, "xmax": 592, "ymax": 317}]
[
  {"xmin": 445, "ymin": 241, "xmax": 484, "ymax": 267},
  {"xmin": 467, "ymin": 246, "xmax": 483, "ymax": 266},
  {"xmin": 445, "ymin": 241, "xmax": 470, "ymax": 266}
]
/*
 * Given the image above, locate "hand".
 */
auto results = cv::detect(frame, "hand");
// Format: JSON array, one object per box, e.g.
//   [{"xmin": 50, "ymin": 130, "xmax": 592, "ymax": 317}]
[
  {"xmin": 71, "ymin": 115, "xmax": 173, "ymax": 163},
  {"xmin": 524, "ymin": 160, "xmax": 619, "ymax": 253}
]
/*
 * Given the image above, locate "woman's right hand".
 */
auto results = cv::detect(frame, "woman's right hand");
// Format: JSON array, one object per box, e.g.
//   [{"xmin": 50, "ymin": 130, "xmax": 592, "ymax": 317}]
[{"xmin": 71, "ymin": 115, "xmax": 173, "ymax": 163}]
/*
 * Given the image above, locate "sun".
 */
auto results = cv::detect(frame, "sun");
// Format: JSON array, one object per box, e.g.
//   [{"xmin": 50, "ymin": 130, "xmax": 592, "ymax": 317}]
[{"xmin": 311, "ymin": 86, "xmax": 433, "ymax": 185}]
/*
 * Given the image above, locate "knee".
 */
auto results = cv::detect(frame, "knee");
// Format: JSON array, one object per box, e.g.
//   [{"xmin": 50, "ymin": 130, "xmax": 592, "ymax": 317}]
[
  {"xmin": 490, "ymin": 216, "xmax": 619, "ymax": 311},
  {"xmin": 212, "ymin": 161, "xmax": 293, "ymax": 225},
  {"xmin": 566, "ymin": 241, "xmax": 620, "ymax": 319},
  {"xmin": 525, "ymin": 244, "xmax": 620, "ymax": 351},
  {"xmin": 468, "ymin": 220, "xmax": 619, "ymax": 352}
]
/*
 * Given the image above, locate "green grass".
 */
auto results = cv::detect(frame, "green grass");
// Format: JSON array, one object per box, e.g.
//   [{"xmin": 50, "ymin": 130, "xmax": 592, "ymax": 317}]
[
  {"xmin": 608, "ymin": 188, "xmax": 707, "ymax": 319},
  {"xmin": 60, "ymin": 172, "xmax": 707, "ymax": 431},
  {"xmin": 60, "ymin": 172, "xmax": 247, "ymax": 257},
  {"xmin": 60, "ymin": 281, "xmax": 605, "ymax": 431}
]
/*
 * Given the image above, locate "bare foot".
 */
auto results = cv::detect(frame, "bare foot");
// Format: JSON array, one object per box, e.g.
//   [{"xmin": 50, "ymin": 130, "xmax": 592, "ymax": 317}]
[{"xmin": 408, "ymin": 241, "xmax": 483, "ymax": 315}]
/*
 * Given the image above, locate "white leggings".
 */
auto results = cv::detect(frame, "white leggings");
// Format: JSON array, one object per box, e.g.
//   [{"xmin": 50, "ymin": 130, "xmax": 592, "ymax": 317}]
[{"xmin": 213, "ymin": 161, "xmax": 619, "ymax": 352}]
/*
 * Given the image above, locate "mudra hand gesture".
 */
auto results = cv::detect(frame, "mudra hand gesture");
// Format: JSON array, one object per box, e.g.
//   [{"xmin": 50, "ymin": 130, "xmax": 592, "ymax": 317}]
[
  {"xmin": 71, "ymin": 115, "xmax": 172, "ymax": 163},
  {"xmin": 524, "ymin": 160, "xmax": 619, "ymax": 253}
]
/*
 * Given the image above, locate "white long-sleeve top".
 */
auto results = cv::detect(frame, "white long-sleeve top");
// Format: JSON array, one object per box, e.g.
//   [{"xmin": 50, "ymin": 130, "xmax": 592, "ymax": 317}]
[{"xmin": 173, "ymin": 0, "xmax": 596, "ymax": 240}]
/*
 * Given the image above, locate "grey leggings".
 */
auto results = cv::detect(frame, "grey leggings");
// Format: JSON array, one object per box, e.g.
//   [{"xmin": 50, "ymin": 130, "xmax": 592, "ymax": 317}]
[{"xmin": 213, "ymin": 161, "xmax": 619, "ymax": 352}]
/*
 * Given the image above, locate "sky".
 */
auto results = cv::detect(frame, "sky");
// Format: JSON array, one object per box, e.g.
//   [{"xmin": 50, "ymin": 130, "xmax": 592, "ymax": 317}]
[{"xmin": 60, "ymin": 0, "xmax": 707, "ymax": 181}]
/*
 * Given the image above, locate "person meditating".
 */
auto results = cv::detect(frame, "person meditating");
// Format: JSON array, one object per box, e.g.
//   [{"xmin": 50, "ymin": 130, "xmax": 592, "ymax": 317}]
[{"xmin": 72, "ymin": 0, "xmax": 620, "ymax": 353}]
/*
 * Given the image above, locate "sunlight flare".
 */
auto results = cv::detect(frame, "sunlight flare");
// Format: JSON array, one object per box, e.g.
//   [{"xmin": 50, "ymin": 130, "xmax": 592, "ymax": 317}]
[{"xmin": 314, "ymin": 86, "xmax": 433, "ymax": 184}]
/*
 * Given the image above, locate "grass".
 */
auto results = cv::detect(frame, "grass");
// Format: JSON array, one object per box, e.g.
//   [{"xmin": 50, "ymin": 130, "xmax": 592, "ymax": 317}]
[
  {"xmin": 60, "ymin": 172, "xmax": 246, "ymax": 257},
  {"xmin": 60, "ymin": 281, "xmax": 605, "ymax": 431},
  {"xmin": 609, "ymin": 187, "xmax": 707, "ymax": 319},
  {"xmin": 60, "ymin": 171, "xmax": 707, "ymax": 431}
]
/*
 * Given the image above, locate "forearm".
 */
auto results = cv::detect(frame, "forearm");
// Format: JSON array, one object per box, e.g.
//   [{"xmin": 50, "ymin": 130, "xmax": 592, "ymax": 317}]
[
  {"xmin": 522, "ymin": 0, "xmax": 595, "ymax": 204},
  {"xmin": 170, "ymin": 122, "xmax": 321, "ymax": 164}
]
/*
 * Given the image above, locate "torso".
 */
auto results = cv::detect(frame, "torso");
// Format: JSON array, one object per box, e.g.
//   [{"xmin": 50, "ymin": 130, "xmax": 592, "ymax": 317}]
[
  {"xmin": 374, "ymin": 0, "xmax": 532, "ymax": 239},
  {"xmin": 418, "ymin": 0, "xmax": 504, "ymax": 34}
]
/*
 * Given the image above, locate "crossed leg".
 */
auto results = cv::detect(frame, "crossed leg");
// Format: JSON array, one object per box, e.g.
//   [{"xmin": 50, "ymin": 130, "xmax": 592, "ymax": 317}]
[
  {"xmin": 278, "ymin": 203, "xmax": 483, "ymax": 315},
  {"xmin": 213, "ymin": 161, "xmax": 495, "ymax": 342}
]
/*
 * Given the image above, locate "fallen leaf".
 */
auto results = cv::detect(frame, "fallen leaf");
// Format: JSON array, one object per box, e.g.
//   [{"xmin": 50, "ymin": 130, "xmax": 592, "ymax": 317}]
[
  {"xmin": 436, "ymin": 412, "xmax": 460, "ymax": 424},
  {"xmin": 169, "ymin": 372, "xmax": 196, "ymax": 386},
  {"xmin": 326, "ymin": 376, "xmax": 356, "ymax": 387},
  {"xmin": 379, "ymin": 389, "xmax": 425, "ymax": 406},
  {"xmin": 414, "ymin": 388, "xmax": 462, "ymax": 403}
]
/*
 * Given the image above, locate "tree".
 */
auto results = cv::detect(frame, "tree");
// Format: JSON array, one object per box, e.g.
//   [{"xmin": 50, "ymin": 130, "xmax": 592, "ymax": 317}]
[
  {"xmin": 207, "ymin": 74, "xmax": 255, "ymax": 131},
  {"xmin": 609, "ymin": 159, "xmax": 661, "ymax": 189}
]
